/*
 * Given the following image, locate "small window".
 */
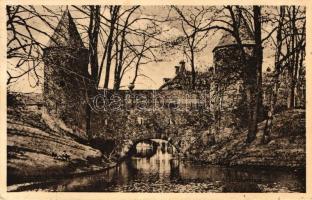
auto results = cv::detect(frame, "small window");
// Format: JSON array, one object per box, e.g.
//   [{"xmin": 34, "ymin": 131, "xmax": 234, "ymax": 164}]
[
  {"xmin": 137, "ymin": 117, "xmax": 144, "ymax": 125},
  {"xmin": 58, "ymin": 80, "xmax": 65, "ymax": 88},
  {"xmin": 169, "ymin": 118, "xmax": 174, "ymax": 125}
]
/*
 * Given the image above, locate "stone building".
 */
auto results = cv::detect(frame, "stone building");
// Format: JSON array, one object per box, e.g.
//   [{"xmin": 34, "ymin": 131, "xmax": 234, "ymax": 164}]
[
  {"xmin": 159, "ymin": 61, "xmax": 213, "ymax": 91},
  {"xmin": 43, "ymin": 10, "xmax": 213, "ymax": 147},
  {"xmin": 43, "ymin": 10, "xmax": 90, "ymax": 132},
  {"xmin": 42, "ymin": 10, "xmax": 268, "ymax": 147},
  {"xmin": 211, "ymin": 24, "xmax": 257, "ymax": 129},
  {"xmin": 160, "ymin": 24, "xmax": 258, "ymax": 130}
]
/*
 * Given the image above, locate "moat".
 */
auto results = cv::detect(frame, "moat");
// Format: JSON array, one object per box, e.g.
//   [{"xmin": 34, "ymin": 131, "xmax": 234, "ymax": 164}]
[{"xmin": 9, "ymin": 139, "xmax": 305, "ymax": 192}]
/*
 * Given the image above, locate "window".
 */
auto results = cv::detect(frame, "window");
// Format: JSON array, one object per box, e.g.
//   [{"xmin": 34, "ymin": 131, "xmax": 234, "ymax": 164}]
[
  {"xmin": 58, "ymin": 80, "xmax": 66, "ymax": 88},
  {"xmin": 168, "ymin": 118, "xmax": 173, "ymax": 125},
  {"xmin": 137, "ymin": 117, "xmax": 144, "ymax": 125}
]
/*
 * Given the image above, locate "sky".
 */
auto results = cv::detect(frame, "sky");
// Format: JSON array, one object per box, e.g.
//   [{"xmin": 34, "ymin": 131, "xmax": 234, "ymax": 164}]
[{"xmin": 7, "ymin": 5, "xmax": 276, "ymax": 93}]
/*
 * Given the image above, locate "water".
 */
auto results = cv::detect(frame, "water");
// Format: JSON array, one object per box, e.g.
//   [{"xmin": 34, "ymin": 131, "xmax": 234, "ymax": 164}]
[{"xmin": 10, "ymin": 139, "xmax": 305, "ymax": 192}]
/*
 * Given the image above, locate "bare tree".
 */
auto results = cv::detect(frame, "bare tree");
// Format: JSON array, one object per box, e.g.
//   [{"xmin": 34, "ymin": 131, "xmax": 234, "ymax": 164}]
[
  {"xmin": 170, "ymin": 6, "xmax": 214, "ymax": 89},
  {"xmin": 88, "ymin": 5, "xmax": 101, "ymax": 82},
  {"xmin": 112, "ymin": 6, "xmax": 140, "ymax": 90},
  {"xmin": 6, "ymin": 5, "xmax": 60, "ymax": 86},
  {"xmin": 102, "ymin": 6, "xmax": 120, "ymax": 89},
  {"xmin": 128, "ymin": 27, "xmax": 163, "ymax": 90},
  {"xmin": 284, "ymin": 6, "xmax": 306, "ymax": 109},
  {"xmin": 262, "ymin": 6, "xmax": 305, "ymax": 143},
  {"xmin": 204, "ymin": 6, "xmax": 262, "ymax": 143},
  {"xmin": 111, "ymin": 6, "xmax": 164, "ymax": 90}
]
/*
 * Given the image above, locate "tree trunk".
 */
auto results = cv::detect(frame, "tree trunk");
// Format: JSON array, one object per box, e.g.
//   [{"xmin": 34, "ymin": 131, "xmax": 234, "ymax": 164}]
[
  {"xmin": 89, "ymin": 6, "xmax": 100, "ymax": 82},
  {"xmin": 113, "ymin": 19, "xmax": 120, "ymax": 91},
  {"xmin": 86, "ymin": 5, "xmax": 101, "ymax": 138},
  {"xmin": 190, "ymin": 49, "xmax": 196, "ymax": 89},
  {"xmin": 245, "ymin": 84, "xmax": 257, "ymax": 143},
  {"xmin": 104, "ymin": 6, "xmax": 120, "ymax": 89},
  {"xmin": 287, "ymin": 6, "xmax": 297, "ymax": 109},
  {"xmin": 103, "ymin": 26, "xmax": 115, "ymax": 88},
  {"xmin": 113, "ymin": 6, "xmax": 138, "ymax": 91},
  {"xmin": 226, "ymin": 6, "xmax": 257, "ymax": 143},
  {"xmin": 246, "ymin": 6, "xmax": 262, "ymax": 143},
  {"xmin": 86, "ymin": 104, "xmax": 91, "ymax": 141},
  {"xmin": 262, "ymin": 6, "xmax": 285, "ymax": 144}
]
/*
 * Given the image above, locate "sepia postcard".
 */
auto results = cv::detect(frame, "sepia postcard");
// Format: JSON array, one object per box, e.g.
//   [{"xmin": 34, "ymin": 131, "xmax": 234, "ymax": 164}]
[{"xmin": 0, "ymin": 0, "xmax": 311, "ymax": 199}]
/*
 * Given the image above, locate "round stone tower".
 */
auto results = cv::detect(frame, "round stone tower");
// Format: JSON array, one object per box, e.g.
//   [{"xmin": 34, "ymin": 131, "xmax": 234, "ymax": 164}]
[
  {"xmin": 43, "ymin": 10, "xmax": 89, "ymax": 132},
  {"xmin": 212, "ymin": 24, "xmax": 256, "ymax": 129}
]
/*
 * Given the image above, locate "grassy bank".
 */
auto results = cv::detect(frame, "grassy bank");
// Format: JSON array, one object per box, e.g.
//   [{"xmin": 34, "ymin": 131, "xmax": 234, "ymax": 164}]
[
  {"xmin": 186, "ymin": 109, "xmax": 305, "ymax": 169},
  {"xmin": 7, "ymin": 105, "xmax": 114, "ymax": 186}
]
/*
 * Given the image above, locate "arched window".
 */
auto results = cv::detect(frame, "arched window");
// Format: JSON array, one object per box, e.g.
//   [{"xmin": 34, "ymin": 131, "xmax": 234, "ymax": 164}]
[{"xmin": 137, "ymin": 117, "xmax": 144, "ymax": 125}]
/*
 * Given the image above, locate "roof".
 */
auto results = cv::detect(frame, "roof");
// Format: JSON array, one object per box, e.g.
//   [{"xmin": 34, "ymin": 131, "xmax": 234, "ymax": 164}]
[
  {"xmin": 47, "ymin": 10, "xmax": 85, "ymax": 49},
  {"xmin": 214, "ymin": 20, "xmax": 255, "ymax": 51},
  {"xmin": 159, "ymin": 70, "xmax": 212, "ymax": 91}
]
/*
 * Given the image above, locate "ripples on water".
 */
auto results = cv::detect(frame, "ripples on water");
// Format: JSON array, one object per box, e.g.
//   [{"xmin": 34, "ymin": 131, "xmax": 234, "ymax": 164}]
[{"xmin": 12, "ymin": 139, "xmax": 305, "ymax": 192}]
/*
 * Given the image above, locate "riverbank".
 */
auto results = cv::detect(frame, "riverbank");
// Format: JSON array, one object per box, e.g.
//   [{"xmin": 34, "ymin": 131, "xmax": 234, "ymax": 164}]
[
  {"xmin": 7, "ymin": 105, "xmax": 115, "ymax": 186},
  {"xmin": 184, "ymin": 109, "xmax": 305, "ymax": 169},
  {"xmin": 8, "ymin": 139, "xmax": 305, "ymax": 192},
  {"xmin": 7, "ymin": 92, "xmax": 305, "ymax": 189}
]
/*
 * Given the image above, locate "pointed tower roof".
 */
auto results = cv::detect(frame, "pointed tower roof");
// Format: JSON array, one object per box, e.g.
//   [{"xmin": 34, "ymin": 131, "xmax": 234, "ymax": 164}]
[
  {"xmin": 213, "ymin": 20, "xmax": 254, "ymax": 51},
  {"xmin": 47, "ymin": 9, "xmax": 85, "ymax": 48}
]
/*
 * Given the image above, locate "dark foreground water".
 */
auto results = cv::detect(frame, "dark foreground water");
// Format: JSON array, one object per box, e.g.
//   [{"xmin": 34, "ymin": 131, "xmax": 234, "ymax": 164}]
[{"xmin": 9, "ymin": 139, "xmax": 305, "ymax": 192}]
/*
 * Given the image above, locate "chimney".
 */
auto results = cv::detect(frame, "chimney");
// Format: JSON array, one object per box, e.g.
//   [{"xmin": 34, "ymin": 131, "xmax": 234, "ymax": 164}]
[
  {"xmin": 163, "ymin": 78, "xmax": 170, "ymax": 83},
  {"xmin": 209, "ymin": 66, "xmax": 214, "ymax": 73},
  {"xmin": 128, "ymin": 83, "xmax": 135, "ymax": 91},
  {"xmin": 175, "ymin": 66, "xmax": 180, "ymax": 75},
  {"xmin": 179, "ymin": 60, "xmax": 186, "ymax": 73}
]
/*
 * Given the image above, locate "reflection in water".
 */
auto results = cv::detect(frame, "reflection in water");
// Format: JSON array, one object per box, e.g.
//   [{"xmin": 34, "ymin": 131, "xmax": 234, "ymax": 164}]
[
  {"xmin": 131, "ymin": 140, "xmax": 178, "ymax": 176},
  {"xmin": 11, "ymin": 139, "xmax": 306, "ymax": 192}
]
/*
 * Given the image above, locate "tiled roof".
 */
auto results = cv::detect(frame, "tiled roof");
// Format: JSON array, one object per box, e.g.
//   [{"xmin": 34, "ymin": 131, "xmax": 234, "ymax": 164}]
[
  {"xmin": 47, "ymin": 10, "xmax": 85, "ymax": 48},
  {"xmin": 159, "ymin": 70, "xmax": 212, "ymax": 90},
  {"xmin": 215, "ymin": 21, "xmax": 255, "ymax": 49}
]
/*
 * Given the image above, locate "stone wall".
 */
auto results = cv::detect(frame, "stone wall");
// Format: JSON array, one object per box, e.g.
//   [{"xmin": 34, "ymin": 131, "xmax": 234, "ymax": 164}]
[
  {"xmin": 41, "ymin": 44, "xmax": 259, "ymax": 157},
  {"xmin": 212, "ymin": 45, "xmax": 256, "ymax": 130},
  {"xmin": 43, "ymin": 47, "xmax": 89, "ymax": 133},
  {"xmin": 87, "ymin": 89, "xmax": 213, "ymax": 154}
]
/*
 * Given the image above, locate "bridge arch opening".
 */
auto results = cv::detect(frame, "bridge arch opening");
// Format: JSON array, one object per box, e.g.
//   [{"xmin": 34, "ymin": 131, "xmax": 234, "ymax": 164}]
[{"xmin": 125, "ymin": 138, "xmax": 179, "ymax": 159}]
